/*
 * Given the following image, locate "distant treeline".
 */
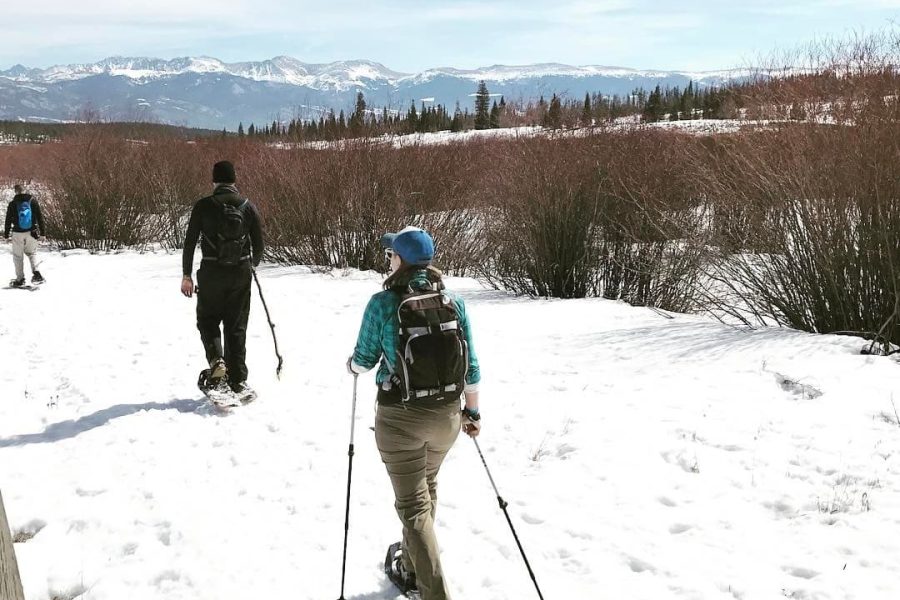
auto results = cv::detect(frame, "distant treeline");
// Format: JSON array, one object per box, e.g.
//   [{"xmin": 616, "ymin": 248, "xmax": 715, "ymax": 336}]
[{"xmin": 233, "ymin": 80, "xmax": 740, "ymax": 141}]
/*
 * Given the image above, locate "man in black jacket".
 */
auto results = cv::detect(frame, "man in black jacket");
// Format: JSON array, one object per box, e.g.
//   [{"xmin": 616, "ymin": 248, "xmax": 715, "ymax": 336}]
[
  {"xmin": 4, "ymin": 183, "xmax": 46, "ymax": 287},
  {"xmin": 181, "ymin": 161, "xmax": 264, "ymax": 399}
]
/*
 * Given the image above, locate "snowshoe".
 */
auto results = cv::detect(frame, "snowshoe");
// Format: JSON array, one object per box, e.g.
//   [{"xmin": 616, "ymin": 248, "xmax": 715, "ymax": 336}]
[
  {"xmin": 31, "ymin": 271, "xmax": 45, "ymax": 284},
  {"xmin": 197, "ymin": 369, "xmax": 241, "ymax": 408},
  {"xmin": 6, "ymin": 278, "xmax": 36, "ymax": 291},
  {"xmin": 384, "ymin": 541, "xmax": 419, "ymax": 598},
  {"xmin": 229, "ymin": 381, "xmax": 257, "ymax": 404}
]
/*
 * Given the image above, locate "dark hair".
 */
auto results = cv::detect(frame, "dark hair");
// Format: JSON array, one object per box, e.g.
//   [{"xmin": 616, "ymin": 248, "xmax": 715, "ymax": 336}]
[
  {"xmin": 13, "ymin": 184, "xmax": 23, "ymax": 194},
  {"xmin": 383, "ymin": 262, "xmax": 444, "ymax": 291}
]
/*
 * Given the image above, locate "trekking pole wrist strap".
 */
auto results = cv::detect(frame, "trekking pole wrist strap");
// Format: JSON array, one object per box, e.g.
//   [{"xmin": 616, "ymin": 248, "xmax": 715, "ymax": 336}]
[{"xmin": 462, "ymin": 407, "xmax": 481, "ymax": 421}]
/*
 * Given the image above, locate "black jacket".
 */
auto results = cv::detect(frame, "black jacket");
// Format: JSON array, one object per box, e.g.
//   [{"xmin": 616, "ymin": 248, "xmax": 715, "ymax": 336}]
[
  {"xmin": 4, "ymin": 194, "xmax": 45, "ymax": 238},
  {"xmin": 182, "ymin": 185, "xmax": 264, "ymax": 276}
]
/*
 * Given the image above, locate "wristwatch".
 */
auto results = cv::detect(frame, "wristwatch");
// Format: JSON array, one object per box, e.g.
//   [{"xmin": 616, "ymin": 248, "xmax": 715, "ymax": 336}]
[{"xmin": 462, "ymin": 407, "xmax": 481, "ymax": 421}]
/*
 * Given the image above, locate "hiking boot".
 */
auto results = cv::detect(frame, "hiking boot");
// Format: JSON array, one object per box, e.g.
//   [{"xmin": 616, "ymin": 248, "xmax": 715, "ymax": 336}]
[
  {"xmin": 9, "ymin": 278, "xmax": 26, "ymax": 288},
  {"xmin": 387, "ymin": 542, "xmax": 417, "ymax": 593},
  {"xmin": 31, "ymin": 271, "xmax": 45, "ymax": 284},
  {"xmin": 209, "ymin": 358, "xmax": 227, "ymax": 383}
]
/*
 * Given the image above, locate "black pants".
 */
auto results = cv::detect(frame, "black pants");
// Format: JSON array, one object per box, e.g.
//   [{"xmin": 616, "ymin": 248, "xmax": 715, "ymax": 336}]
[{"xmin": 196, "ymin": 262, "xmax": 252, "ymax": 383}]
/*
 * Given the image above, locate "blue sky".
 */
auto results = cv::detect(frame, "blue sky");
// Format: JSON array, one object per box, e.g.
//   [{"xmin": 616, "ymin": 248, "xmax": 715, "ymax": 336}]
[{"xmin": 2, "ymin": 1, "xmax": 898, "ymax": 72}]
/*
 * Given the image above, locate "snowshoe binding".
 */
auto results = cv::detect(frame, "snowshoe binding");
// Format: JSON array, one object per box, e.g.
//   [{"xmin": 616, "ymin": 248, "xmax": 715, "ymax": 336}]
[
  {"xmin": 197, "ymin": 368, "xmax": 241, "ymax": 408},
  {"xmin": 384, "ymin": 541, "xmax": 420, "ymax": 598}
]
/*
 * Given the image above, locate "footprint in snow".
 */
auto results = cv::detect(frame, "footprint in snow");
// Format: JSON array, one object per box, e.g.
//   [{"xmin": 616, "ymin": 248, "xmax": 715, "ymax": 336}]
[
  {"xmin": 668, "ymin": 523, "xmax": 693, "ymax": 534},
  {"xmin": 626, "ymin": 555, "xmax": 656, "ymax": 574},
  {"xmin": 555, "ymin": 443, "xmax": 577, "ymax": 459},
  {"xmin": 782, "ymin": 566, "xmax": 819, "ymax": 579}
]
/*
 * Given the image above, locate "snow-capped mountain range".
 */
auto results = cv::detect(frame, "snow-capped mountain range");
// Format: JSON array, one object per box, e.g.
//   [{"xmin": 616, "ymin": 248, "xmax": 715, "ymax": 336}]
[{"xmin": 0, "ymin": 56, "xmax": 742, "ymax": 130}]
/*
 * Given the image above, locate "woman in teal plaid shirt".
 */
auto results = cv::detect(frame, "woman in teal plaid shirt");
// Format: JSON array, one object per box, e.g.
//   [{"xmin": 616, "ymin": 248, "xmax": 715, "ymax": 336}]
[{"xmin": 348, "ymin": 226, "xmax": 480, "ymax": 600}]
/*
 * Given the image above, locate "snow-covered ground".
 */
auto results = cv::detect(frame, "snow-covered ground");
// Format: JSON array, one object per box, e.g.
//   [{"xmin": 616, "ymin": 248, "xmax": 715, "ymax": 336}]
[{"xmin": 1, "ymin": 249, "xmax": 899, "ymax": 600}]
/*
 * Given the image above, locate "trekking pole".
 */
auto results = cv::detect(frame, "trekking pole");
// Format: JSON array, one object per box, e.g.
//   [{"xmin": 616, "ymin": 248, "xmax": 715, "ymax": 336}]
[
  {"xmin": 337, "ymin": 373, "xmax": 359, "ymax": 600},
  {"xmin": 473, "ymin": 438, "xmax": 546, "ymax": 600},
  {"xmin": 251, "ymin": 268, "xmax": 284, "ymax": 378}
]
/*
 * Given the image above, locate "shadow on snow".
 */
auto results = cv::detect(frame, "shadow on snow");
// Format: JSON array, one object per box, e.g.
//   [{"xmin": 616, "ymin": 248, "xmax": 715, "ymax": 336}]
[{"xmin": 0, "ymin": 398, "xmax": 208, "ymax": 447}]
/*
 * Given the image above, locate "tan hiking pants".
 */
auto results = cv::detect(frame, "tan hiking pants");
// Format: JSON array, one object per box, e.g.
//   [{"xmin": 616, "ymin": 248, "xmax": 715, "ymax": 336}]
[
  {"xmin": 10, "ymin": 231, "xmax": 39, "ymax": 280},
  {"xmin": 375, "ymin": 400, "xmax": 461, "ymax": 600}
]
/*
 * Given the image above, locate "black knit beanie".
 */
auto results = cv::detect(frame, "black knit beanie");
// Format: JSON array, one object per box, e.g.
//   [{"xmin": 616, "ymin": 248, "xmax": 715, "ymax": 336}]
[{"xmin": 212, "ymin": 161, "xmax": 236, "ymax": 184}]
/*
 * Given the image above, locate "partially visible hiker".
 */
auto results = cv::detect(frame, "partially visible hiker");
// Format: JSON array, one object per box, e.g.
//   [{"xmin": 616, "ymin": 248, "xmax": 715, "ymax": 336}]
[
  {"xmin": 348, "ymin": 226, "xmax": 482, "ymax": 600},
  {"xmin": 181, "ymin": 160, "xmax": 264, "ymax": 401},
  {"xmin": 4, "ymin": 183, "xmax": 46, "ymax": 287}
]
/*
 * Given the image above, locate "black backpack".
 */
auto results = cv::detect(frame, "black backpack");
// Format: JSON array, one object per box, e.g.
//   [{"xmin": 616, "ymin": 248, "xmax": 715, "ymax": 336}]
[
  {"xmin": 213, "ymin": 199, "xmax": 249, "ymax": 266},
  {"xmin": 394, "ymin": 286, "xmax": 469, "ymax": 403}
]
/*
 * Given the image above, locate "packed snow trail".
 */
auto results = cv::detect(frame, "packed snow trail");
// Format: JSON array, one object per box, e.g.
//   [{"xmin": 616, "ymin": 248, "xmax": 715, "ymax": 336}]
[{"xmin": 1, "ymin": 250, "xmax": 900, "ymax": 600}]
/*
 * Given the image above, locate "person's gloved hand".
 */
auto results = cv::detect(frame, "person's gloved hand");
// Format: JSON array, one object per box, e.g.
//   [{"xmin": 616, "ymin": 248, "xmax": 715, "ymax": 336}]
[{"xmin": 461, "ymin": 407, "xmax": 481, "ymax": 437}]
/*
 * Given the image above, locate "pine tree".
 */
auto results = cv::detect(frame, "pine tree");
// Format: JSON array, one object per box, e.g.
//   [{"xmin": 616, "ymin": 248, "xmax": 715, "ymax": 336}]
[
  {"xmin": 450, "ymin": 102, "xmax": 463, "ymax": 132},
  {"xmin": 582, "ymin": 92, "xmax": 592, "ymax": 127},
  {"xmin": 237, "ymin": 122, "xmax": 244, "ymax": 137},
  {"xmin": 407, "ymin": 101, "xmax": 418, "ymax": 132},
  {"xmin": 536, "ymin": 95, "xmax": 547, "ymax": 126},
  {"xmin": 350, "ymin": 91, "xmax": 367, "ymax": 135},
  {"xmin": 474, "ymin": 80, "xmax": 491, "ymax": 130},
  {"xmin": 545, "ymin": 94, "xmax": 562, "ymax": 129},
  {"xmin": 489, "ymin": 101, "xmax": 500, "ymax": 128},
  {"xmin": 643, "ymin": 85, "xmax": 663, "ymax": 123}
]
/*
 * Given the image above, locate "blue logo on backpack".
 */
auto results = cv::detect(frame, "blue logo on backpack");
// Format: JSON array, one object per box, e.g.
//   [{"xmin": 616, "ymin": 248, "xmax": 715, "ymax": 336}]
[{"xmin": 18, "ymin": 200, "xmax": 32, "ymax": 230}]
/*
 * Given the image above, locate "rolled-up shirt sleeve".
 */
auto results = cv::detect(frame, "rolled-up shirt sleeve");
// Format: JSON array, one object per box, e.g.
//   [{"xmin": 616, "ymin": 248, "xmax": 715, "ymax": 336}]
[
  {"xmin": 351, "ymin": 296, "xmax": 386, "ymax": 373},
  {"xmin": 456, "ymin": 297, "xmax": 481, "ymax": 392}
]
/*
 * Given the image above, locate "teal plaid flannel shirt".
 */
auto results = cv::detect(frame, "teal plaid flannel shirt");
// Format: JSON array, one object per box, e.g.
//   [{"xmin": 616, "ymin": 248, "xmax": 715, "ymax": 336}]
[{"xmin": 351, "ymin": 277, "xmax": 481, "ymax": 392}]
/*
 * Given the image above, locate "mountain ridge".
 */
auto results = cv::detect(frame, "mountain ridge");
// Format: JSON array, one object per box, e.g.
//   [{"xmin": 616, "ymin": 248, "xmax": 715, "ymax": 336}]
[{"xmin": 0, "ymin": 55, "xmax": 744, "ymax": 129}]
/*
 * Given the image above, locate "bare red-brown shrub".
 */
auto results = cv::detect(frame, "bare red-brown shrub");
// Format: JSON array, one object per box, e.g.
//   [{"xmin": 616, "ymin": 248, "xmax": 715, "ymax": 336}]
[
  {"xmin": 478, "ymin": 130, "xmax": 707, "ymax": 308},
  {"xmin": 690, "ymin": 30, "xmax": 900, "ymax": 350}
]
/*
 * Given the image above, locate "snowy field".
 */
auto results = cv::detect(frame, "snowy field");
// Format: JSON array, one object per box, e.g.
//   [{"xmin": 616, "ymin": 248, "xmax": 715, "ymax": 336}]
[{"xmin": 1, "ymin": 249, "xmax": 900, "ymax": 600}]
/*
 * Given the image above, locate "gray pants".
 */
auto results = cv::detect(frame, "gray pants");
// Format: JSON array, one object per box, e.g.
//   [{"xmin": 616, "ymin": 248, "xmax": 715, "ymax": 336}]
[
  {"xmin": 10, "ymin": 231, "xmax": 39, "ymax": 280},
  {"xmin": 375, "ymin": 400, "xmax": 461, "ymax": 600}
]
